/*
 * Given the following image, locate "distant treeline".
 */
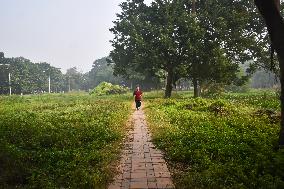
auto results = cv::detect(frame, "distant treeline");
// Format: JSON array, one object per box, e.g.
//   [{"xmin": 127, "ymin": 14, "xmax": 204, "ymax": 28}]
[
  {"xmin": 0, "ymin": 52, "xmax": 278, "ymax": 95},
  {"xmin": 0, "ymin": 53, "xmax": 163, "ymax": 95},
  {"xmin": 250, "ymin": 70, "xmax": 279, "ymax": 89}
]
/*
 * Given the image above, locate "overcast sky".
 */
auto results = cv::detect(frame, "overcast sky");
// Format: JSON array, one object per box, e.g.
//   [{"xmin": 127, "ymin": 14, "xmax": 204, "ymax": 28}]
[{"xmin": 0, "ymin": 0, "xmax": 152, "ymax": 73}]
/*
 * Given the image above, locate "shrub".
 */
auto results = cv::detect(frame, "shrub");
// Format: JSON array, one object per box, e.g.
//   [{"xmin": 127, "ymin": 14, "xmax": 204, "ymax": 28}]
[
  {"xmin": 89, "ymin": 82, "xmax": 129, "ymax": 96},
  {"xmin": 201, "ymin": 82, "xmax": 225, "ymax": 97}
]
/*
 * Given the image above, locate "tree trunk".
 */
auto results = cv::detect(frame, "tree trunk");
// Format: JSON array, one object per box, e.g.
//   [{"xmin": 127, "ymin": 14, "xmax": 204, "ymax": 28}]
[
  {"xmin": 165, "ymin": 69, "xmax": 173, "ymax": 98},
  {"xmin": 279, "ymin": 55, "xmax": 284, "ymax": 146},
  {"xmin": 274, "ymin": 0, "xmax": 280, "ymax": 11},
  {"xmin": 255, "ymin": 0, "xmax": 284, "ymax": 147},
  {"xmin": 192, "ymin": 0, "xmax": 196, "ymax": 14},
  {"xmin": 193, "ymin": 77, "xmax": 199, "ymax": 98}
]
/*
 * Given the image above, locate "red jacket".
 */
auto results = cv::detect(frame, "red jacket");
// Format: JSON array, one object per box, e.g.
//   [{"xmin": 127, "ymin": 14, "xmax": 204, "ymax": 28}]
[{"xmin": 133, "ymin": 90, "xmax": 142, "ymax": 101}]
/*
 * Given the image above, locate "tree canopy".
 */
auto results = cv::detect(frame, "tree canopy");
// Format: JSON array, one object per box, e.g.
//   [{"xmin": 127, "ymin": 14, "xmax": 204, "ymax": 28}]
[
  {"xmin": 110, "ymin": 0, "xmax": 271, "ymax": 97},
  {"xmin": 0, "ymin": 53, "xmax": 64, "ymax": 94}
]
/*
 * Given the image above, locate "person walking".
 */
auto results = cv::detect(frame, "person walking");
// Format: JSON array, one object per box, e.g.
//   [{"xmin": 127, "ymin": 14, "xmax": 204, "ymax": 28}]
[{"xmin": 133, "ymin": 86, "xmax": 143, "ymax": 110}]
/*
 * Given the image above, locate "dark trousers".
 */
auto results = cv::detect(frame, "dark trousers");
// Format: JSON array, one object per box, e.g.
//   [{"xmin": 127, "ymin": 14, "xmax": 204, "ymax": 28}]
[{"xmin": 135, "ymin": 100, "xmax": 141, "ymax": 109}]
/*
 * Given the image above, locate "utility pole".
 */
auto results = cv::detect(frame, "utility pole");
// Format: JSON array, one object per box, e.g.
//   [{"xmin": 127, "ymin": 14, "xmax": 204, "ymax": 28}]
[
  {"xmin": 69, "ymin": 77, "xmax": 71, "ymax": 92},
  {"xmin": 8, "ymin": 72, "xmax": 11, "ymax": 95},
  {"xmin": 43, "ymin": 70, "xmax": 51, "ymax": 93},
  {"xmin": 48, "ymin": 75, "xmax": 51, "ymax": 93}
]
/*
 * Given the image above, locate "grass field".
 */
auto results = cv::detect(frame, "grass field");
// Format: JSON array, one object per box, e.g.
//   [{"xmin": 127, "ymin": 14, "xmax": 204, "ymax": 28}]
[
  {"xmin": 1, "ymin": 90, "xmax": 284, "ymax": 189},
  {"xmin": 0, "ymin": 93, "xmax": 131, "ymax": 188},
  {"xmin": 145, "ymin": 90, "xmax": 284, "ymax": 189}
]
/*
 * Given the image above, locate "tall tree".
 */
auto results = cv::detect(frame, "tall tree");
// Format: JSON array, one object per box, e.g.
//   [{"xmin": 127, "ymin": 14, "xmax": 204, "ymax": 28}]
[
  {"xmin": 187, "ymin": 0, "xmax": 270, "ymax": 97},
  {"xmin": 65, "ymin": 67, "xmax": 84, "ymax": 91},
  {"xmin": 254, "ymin": 0, "xmax": 284, "ymax": 147},
  {"xmin": 0, "ymin": 53, "xmax": 65, "ymax": 94},
  {"xmin": 110, "ymin": 0, "xmax": 267, "ymax": 97},
  {"xmin": 110, "ymin": 0, "xmax": 204, "ymax": 97},
  {"xmin": 88, "ymin": 57, "xmax": 124, "ymax": 89},
  {"xmin": 0, "ymin": 52, "xmax": 10, "ymax": 94},
  {"xmin": 107, "ymin": 1, "xmax": 165, "ymax": 90}
]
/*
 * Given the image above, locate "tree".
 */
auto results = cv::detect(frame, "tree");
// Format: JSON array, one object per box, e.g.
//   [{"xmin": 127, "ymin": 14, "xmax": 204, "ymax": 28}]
[
  {"xmin": 110, "ymin": 0, "xmax": 205, "ymax": 97},
  {"xmin": 254, "ymin": 0, "xmax": 284, "ymax": 147},
  {"xmin": 0, "ymin": 53, "xmax": 65, "ymax": 94},
  {"xmin": 65, "ymin": 67, "xmax": 84, "ymax": 91},
  {"xmin": 109, "ymin": 0, "xmax": 168, "ymax": 96},
  {"xmin": 88, "ymin": 57, "xmax": 124, "ymax": 89},
  {"xmin": 0, "ymin": 52, "xmax": 10, "ymax": 94},
  {"xmin": 250, "ymin": 69, "xmax": 279, "ymax": 89},
  {"xmin": 110, "ymin": 0, "xmax": 267, "ymax": 98},
  {"xmin": 185, "ymin": 0, "xmax": 271, "ymax": 97}
]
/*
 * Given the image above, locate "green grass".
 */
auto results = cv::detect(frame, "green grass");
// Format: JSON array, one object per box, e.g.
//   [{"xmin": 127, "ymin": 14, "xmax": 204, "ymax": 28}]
[
  {"xmin": 1, "ymin": 90, "xmax": 282, "ymax": 188},
  {"xmin": 145, "ymin": 90, "xmax": 284, "ymax": 189},
  {"xmin": 0, "ymin": 93, "xmax": 131, "ymax": 188}
]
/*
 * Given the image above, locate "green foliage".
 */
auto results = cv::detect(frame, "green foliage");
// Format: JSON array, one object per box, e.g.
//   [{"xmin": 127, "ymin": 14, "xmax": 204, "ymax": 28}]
[
  {"xmin": 0, "ymin": 93, "xmax": 131, "ymax": 188},
  {"xmin": 89, "ymin": 82, "xmax": 129, "ymax": 96},
  {"xmin": 0, "ymin": 53, "xmax": 65, "ymax": 95},
  {"xmin": 110, "ymin": 0, "xmax": 269, "ymax": 98},
  {"xmin": 65, "ymin": 67, "xmax": 86, "ymax": 92},
  {"xmin": 145, "ymin": 92, "xmax": 283, "ymax": 188},
  {"xmin": 88, "ymin": 57, "xmax": 125, "ymax": 89},
  {"xmin": 200, "ymin": 82, "xmax": 225, "ymax": 97}
]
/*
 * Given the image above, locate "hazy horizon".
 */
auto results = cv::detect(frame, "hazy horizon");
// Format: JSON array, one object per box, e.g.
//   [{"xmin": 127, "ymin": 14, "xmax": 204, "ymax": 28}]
[{"xmin": 0, "ymin": 0, "xmax": 152, "ymax": 73}]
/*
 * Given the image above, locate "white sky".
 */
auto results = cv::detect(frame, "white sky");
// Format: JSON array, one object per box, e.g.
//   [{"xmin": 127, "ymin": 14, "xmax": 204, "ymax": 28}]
[{"xmin": 0, "ymin": 0, "xmax": 152, "ymax": 73}]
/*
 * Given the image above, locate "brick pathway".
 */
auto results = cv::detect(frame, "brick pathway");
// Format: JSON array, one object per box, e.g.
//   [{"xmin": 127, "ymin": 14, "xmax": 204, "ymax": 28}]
[{"xmin": 108, "ymin": 104, "xmax": 174, "ymax": 189}]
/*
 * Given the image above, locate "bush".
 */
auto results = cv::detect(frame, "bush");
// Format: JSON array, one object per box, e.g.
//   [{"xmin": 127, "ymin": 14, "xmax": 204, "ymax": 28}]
[
  {"xmin": 89, "ymin": 82, "xmax": 129, "ymax": 96},
  {"xmin": 201, "ymin": 83, "xmax": 225, "ymax": 97}
]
